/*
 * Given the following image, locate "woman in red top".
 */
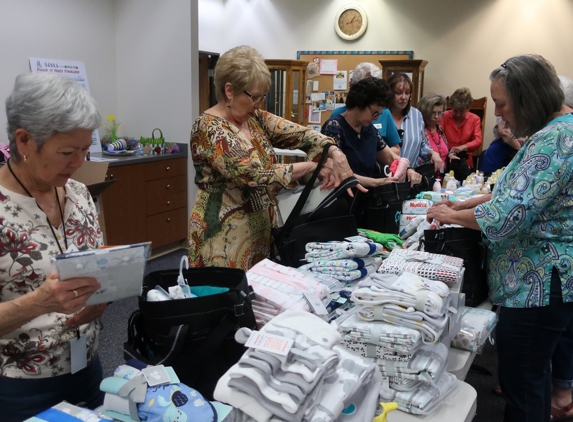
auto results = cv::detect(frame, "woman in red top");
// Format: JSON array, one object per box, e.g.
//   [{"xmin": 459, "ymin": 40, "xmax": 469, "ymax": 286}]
[
  {"xmin": 440, "ymin": 87, "xmax": 482, "ymax": 169},
  {"xmin": 417, "ymin": 92, "xmax": 449, "ymax": 170}
]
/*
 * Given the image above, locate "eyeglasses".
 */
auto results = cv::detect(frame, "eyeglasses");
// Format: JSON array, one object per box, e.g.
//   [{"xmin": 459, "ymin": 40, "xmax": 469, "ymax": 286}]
[
  {"xmin": 368, "ymin": 105, "xmax": 382, "ymax": 119},
  {"xmin": 244, "ymin": 90, "xmax": 268, "ymax": 104},
  {"xmin": 432, "ymin": 111, "xmax": 445, "ymax": 117}
]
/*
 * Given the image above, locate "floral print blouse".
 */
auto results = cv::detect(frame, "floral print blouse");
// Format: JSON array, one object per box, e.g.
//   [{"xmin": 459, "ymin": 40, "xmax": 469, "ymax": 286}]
[
  {"xmin": 475, "ymin": 114, "xmax": 573, "ymax": 308},
  {"xmin": 0, "ymin": 179, "xmax": 103, "ymax": 378},
  {"xmin": 188, "ymin": 110, "xmax": 332, "ymax": 270}
]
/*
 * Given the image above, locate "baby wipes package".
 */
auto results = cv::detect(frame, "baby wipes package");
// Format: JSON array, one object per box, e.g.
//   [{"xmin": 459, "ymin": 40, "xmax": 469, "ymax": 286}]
[{"xmin": 402, "ymin": 199, "xmax": 433, "ymax": 215}]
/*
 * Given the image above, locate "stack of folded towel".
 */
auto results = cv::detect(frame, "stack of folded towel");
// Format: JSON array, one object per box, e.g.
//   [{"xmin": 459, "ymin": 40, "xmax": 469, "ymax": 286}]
[
  {"xmin": 351, "ymin": 272, "xmax": 452, "ymax": 343},
  {"xmin": 246, "ymin": 259, "xmax": 330, "ymax": 326},
  {"xmin": 298, "ymin": 241, "xmax": 384, "ymax": 282},
  {"xmin": 378, "ymin": 249, "xmax": 464, "ymax": 285},
  {"xmin": 214, "ymin": 311, "xmax": 382, "ymax": 422}
]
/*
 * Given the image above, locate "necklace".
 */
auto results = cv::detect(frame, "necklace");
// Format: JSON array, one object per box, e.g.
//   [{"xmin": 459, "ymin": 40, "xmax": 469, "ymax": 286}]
[
  {"xmin": 427, "ymin": 129, "xmax": 445, "ymax": 153},
  {"xmin": 6, "ymin": 159, "xmax": 68, "ymax": 254}
]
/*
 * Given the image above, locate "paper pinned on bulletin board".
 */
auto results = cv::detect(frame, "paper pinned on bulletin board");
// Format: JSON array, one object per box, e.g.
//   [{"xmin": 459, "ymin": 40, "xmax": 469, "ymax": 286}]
[
  {"xmin": 320, "ymin": 59, "xmax": 338, "ymax": 74},
  {"xmin": 333, "ymin": 70, "xmax": 348, "ymax": 90},
  {"xmin": 29, "ymin": 57, "xmax": 102, "ymax": 154}
]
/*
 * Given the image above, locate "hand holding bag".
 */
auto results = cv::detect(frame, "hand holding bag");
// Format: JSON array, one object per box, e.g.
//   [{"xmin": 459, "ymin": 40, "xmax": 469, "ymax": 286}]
[
  {"xmin": 272, "ymin": 143, "xmax": 360, "ymax": 267},
  {"xmin": 123, "ymin": 267, "xmax": 257, "ymax": 400}
]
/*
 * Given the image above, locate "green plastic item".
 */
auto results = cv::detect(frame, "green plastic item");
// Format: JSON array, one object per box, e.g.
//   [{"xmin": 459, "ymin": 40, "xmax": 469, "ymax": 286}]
[{"xmin": 358, "ymin": 229, "xmax": 404, "ymax": 250}]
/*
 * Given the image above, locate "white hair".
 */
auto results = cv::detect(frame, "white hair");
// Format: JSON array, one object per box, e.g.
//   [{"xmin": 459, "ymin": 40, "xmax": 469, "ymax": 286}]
[
  {"xmin": 6, "ymin": 72, "xmax": 101, "ymax": 161},
  {"xmin": 559, "ymin": 75, "xmax": 573, "ymax": 108},
  {"xmin": 351, "ymin": 62, "xmax": 382, "ymax": 85}
]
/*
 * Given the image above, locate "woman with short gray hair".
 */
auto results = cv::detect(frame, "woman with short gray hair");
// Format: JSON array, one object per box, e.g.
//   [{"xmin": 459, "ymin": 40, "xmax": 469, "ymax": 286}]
[{"xmin": 0, "ymin": 72, "xmax": 106, "ymax": 421}]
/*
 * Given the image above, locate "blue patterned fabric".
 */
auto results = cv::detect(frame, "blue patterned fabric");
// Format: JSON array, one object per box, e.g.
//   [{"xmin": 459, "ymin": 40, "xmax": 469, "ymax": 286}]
[
  {"xmin": 475, "ymin": 114, "xmax": 573, "ymax": 307},
  {"xmin": 396, "ymin": 107, "xmax": 433, "ymax": 167},
  {"xmin": 331, "ymin": 106, "xmax": 401, "ymax": 147}
]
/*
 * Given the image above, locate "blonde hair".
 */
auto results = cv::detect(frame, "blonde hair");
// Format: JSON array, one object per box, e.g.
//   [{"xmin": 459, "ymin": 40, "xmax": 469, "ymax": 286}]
[
  {"xmin": 214, "ymin": 45, "xmax": 271, "ymax": 102},
  {"xmin": 449, "ymin": 87, "xmax": 474, "ymax": 110}
]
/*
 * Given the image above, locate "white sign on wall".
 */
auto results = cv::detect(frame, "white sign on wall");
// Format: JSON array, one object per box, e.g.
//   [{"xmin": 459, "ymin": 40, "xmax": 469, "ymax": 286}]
[{"xmin": 29, "ymin": 58, "xmax": 102, "ymax": 154}]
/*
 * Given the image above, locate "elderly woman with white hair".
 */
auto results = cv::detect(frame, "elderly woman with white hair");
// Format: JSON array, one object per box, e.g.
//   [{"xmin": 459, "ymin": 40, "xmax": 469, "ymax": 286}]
[
  {"xmin": 0, "ymin": 73, "xmax": 105, "ymax": 421},
  {"xmin": 330, "ymin": 62, "xmax": 402, "ymax": 152}
]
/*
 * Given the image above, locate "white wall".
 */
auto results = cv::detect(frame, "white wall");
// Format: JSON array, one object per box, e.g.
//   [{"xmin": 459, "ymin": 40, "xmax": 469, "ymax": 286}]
[
  {"xmin": 198, "ymin": 0, "xmax": 573, "ymax": 146},
  {"xmin": 114, "ymin": 0, "xmax": 199, "ymax": 210},
  {"xmin": 0, "ymin": 0, "xmax": 117, "ymax": 143}
]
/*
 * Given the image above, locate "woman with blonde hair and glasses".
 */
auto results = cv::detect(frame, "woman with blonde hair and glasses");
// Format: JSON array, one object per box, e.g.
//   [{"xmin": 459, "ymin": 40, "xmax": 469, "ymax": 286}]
[{"xmin": 188, "ymin": 45, "xmax": 364, "ymax": 271}]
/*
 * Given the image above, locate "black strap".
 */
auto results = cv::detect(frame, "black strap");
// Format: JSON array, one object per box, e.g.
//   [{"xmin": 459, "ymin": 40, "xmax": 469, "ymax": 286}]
[
  {"xmin": 282, "ymin": 143, "xmax": 334, "ymax": 233},
  {"xmin": 307, "ymin": 176, "xmax": 360, "ymax": 220}
]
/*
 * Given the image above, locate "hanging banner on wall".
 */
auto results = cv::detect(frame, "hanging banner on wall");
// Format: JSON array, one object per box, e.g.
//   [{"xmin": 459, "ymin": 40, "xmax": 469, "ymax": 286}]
[{"xmin": 29, "ymin": 57, "xmax": 102, "ymax": 154}]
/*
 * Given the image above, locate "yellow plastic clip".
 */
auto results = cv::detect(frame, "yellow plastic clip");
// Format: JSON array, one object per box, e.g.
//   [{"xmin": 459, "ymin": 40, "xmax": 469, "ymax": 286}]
[{"xmin": 373, "ymin": 402, "xmax": 399, "ymax": 422}]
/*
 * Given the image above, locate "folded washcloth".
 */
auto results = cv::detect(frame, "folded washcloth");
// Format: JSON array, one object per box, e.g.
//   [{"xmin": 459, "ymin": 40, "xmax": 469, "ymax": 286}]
[
  {"xmin": 376, "ymin": 342, "xmax": 449, "ymax": 383},
  {"xmin": 358, "ymin": 303, "xmax": 448, "ymax": 344},
  {"xmin": 305, "ymin": 241, "xmax": 383, "ymax": 261}
]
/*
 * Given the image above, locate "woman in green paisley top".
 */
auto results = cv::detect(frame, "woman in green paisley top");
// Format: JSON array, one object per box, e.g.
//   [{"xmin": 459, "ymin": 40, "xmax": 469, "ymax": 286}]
[
  {"xmin": 427, "ymin": 55, "xmax": 573, "ymax": 422},
  {"xmin": 189, "ymin": 45, "xmax": 363, "ymax": 271}
]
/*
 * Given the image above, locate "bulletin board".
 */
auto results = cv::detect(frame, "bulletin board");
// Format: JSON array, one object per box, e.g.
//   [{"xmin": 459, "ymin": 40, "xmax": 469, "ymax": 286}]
[{"xmin": 297, "ymin": 51, "xmax": 413, "ymax": 126}]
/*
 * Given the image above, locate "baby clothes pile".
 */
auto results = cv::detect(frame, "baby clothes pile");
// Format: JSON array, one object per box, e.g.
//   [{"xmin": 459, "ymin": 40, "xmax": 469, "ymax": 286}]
[
  {"xmin": 351, "ymin": 272, "xmax": 452, "ymax": 343},
  {"xmin": 214, "ymin": 311, "xmax": 382, "ymax": 422},
  {"xmin": 99, "ymin": 362, "xmax": 216, "ymax": 422},
  {"xmin": 378, "ymin": 248, "xmax": 464, "ymax": 285},
  {"xmin": 246, "ymin": 259, "xmax": 330, "ymax": 326},
  {"xmin": 451, "ymin": 307, "xmax": 498, "ymax": 352},
  {"xmin": 298, "ymin": 241, "xmax": 384, "ymax": 282}
]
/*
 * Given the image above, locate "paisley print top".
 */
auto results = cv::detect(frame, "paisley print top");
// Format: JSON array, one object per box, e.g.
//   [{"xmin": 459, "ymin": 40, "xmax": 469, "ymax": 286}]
[
  {"xmin": 188, "ymin": 110, "xmax": 333, "ymax": 271},
  {"xmin": 0, "ymin": 179, "xmax": 103, "ymax": 378},
  {"xmin": 475, "ymin": 114, "xmax": 573, "ymax": 308}
]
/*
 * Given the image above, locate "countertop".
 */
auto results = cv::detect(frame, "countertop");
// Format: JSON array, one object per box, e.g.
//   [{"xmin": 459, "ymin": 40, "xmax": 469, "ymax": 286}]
[{"xmin": 91, "ymin": 143, "xmax": 188, "ymax": 167}]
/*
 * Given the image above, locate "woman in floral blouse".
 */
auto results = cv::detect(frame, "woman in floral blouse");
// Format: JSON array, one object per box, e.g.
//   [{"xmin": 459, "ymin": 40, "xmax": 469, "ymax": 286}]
[
  {"xmin": 427, "ymin": 55, "xmax": 573, "ymax": 422},
  {"xmin": 189, "ymin": 45, "xmax": 363, "ymax": 271},
  {"xmin": 0, "ymin": 73, "xmax": 105, "ymax": 421}
]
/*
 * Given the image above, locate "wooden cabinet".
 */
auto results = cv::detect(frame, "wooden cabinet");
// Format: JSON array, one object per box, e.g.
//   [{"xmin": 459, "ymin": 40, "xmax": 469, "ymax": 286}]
[
  {"xmin": 264, "ymin": 59, "xmax": 308, "ymax": 126},
  {"xmin": 379, "ymin": 59, "xmax": 428, "ymax": 107},
  {"xmin": 101, "ymin": 157, "xmax": 187, "ymax": 250}
]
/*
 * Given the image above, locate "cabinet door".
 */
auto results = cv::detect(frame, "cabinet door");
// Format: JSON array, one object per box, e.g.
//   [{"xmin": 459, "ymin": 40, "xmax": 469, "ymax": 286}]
[
  {"xmin": 101, "ymin": 164, "xmax": 147, "ymax": 246},
  {"xmin": 146, "ymin": 207, "xmax": 188, "ymax": 249}
]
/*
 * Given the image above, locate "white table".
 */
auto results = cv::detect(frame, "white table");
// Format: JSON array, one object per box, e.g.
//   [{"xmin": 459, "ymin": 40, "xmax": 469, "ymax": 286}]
[{"xmin": 387, "ymin": 380, "xmax": 477, "ymax": 422}]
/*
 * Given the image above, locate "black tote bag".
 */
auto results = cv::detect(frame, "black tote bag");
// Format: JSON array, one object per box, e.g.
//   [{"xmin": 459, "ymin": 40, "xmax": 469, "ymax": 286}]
[
  {"xmin": 123, "ymin": 267, "xmax": 257, "ymax": 400},
  {"xmin": 422, "ymin": 228, "xmax": 489, "ymax": 307},
  {"xmin": 410, "ymin": 163, "xmax": 436, "ymax": 196},
  {"xmin": 362, "ymin": 181, "xmax": 411, "ymax": 235},
  {"xmin": 272, "ymin": 144, "xmax": 359, "ymax": 267}
]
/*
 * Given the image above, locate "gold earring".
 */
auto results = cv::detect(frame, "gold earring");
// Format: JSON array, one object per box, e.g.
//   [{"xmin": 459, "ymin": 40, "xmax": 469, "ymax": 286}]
[
  {"xmin": 23, "ymin": 154, "xmax": 27, "ymax": 162},
  {"xmin": 226, "ymin": 98, "xmax": 232, "ymax": 108}
]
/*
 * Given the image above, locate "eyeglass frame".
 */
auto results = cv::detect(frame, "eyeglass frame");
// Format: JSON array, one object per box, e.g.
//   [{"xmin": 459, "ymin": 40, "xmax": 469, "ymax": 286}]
[
  {"xmin": 367, "ymin": 105, "xmax": 382, "ymax": 119},
  {"xmin": 243, "ymin": 90, "xmax": 268, "ymax": 104},
  {"xmin": 431, "ymin": 110, "xmax": 445, "ymax": 117}
]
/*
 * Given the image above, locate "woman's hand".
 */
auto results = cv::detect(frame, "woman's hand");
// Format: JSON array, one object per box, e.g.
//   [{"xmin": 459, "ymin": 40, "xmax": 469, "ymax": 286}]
[
  {"xmin": 449, "ymin": 145, "xmax": 468, "ymax": 155},
  {"xmin": 427, "ymin": 204, "xmax": 456, "ymax": 224},
  {"xmin": 433, "ymin": 199, "xmax": 465, "ymax": 211},
  {"xmin": 407, "ymin": 169, "xmax": 423, "ymax": 186},
  {"xmin": 317, "ymin": 158, "xmax": 336, "ymax": 190},
  {"xmin": 430, "ymin": 152, "xmax": 443, "ymax": 173},
  {"xmin": 375, "ymin": 177, "xmax": 398, "ymax": 186},
  {"xmin": 329, "ymin": 147, "xmax": 368, "ymax": 195},
  {"xmin": 65, "ymin": 303, "xmax": 108, "ymax": 327},
  {"xmin": 33, "ymin": 271, "xmax": 101, "ymax": 316}
]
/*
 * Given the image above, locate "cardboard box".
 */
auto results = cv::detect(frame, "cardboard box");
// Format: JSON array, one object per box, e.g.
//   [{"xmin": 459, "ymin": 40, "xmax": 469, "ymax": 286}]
[{"xmin": 71, "ymin": 161, "xmax": 115, "ymax": 243}]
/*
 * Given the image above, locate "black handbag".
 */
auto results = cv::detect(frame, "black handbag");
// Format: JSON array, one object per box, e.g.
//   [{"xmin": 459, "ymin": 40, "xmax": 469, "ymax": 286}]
[
  {"xmin": 123, "ymin": 267, "xmax": 257, "ymax": 400},
  {"xmin": 422, "ymin": 228, "xmax": 488, "ymax": 307},
  {"xmin": 362, "ymin": 181, "xmax": 411, "ymax": 235},
  {"xmin": 410, "ymin": 163, "xmax": 436, "ymax": 196},
  {"xmin": 448, "ymin": 151, "xmax": 472, "ymax": 181},
  {"xmin": 272, "ymin": 144, "xmax": 359, "ymax": 267}
]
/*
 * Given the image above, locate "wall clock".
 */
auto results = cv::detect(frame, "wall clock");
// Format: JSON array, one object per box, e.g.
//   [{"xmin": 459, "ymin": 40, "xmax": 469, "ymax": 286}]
[{"xmin": 335, "ymin": 4, "xmax": 368, "ymax": 41}]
